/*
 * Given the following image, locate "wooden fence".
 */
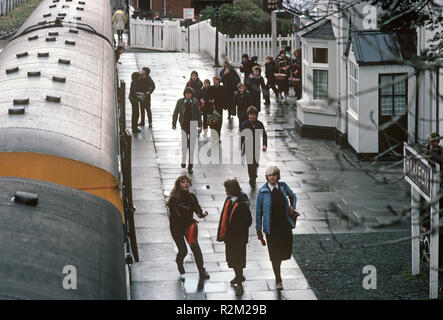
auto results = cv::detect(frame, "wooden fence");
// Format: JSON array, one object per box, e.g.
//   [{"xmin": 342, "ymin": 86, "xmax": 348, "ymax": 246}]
[{"xmin": 0, "ymin": 0, "xmax": 27, "ymax": 17}]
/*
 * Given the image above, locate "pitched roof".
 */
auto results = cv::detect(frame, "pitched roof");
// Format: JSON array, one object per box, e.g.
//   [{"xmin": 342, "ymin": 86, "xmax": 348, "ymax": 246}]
[
  {"xmin": 348, "ymin": 30, "xmax": 416, "ymax": 65},
  {"xmin": 301, "ymin": 19, "xmax": 335, "ymax": 40}
]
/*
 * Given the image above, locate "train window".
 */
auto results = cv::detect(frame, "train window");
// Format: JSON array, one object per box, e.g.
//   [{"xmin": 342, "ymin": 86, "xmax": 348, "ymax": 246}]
[
  {"xmin": 58, "ymin": 13, "xmax": 66, "ymax": 16},
  {"xmin": 28, "ymin": 71, "xmax": 41, "ymax": 77},
  {"xmin": 6, "ymin": 67, "xmax": 19, "ymax": 74},
  {"xmin": 38, "ymin": 52, "xmax": 50, "ymax": 57},
  {"xmin": 13, "ymin": 98, "xmax": 29, "ymax": 105},
  {"xmin": 62, "ymin": 5, "xmax": 70, "ymax": 8},
  {"xmin": 16, "ymin": 52, "xmax": 29, "ymax": 58},
  {"xmin": 69, "ymin": 29, "xmax": 79, "ymax": 34},
  {"xmin": 74, "ymin": 17, "xmax": 82, "ymax": 21},
  {"xmin": 46, "ymin": 95, "xmax": 61, "ymax": 103},
  {"xmin": 43, "ymin": 13, "xmax": 51, "ymax": 18},
  {"xmin": 49, "ymin": 4, "xmax": 56, "ymax": 8},
  {"xmin": 49, "ymin": 32, "xmax": 59, "ymax": 36},
  {"xmin": 53, "ymin": 76, "xmax": 66, "ymax": 83},
  {"xmin": 46, "ymin": 37, "xmax": 56, "ymax": 42},
  {"xmin": 76, "ymin": 7, "xmax": 84, "ymax": 11},
  {"xmin": 53, "ymin": 0, "xmax": 60, "ymax": 3},
  {"xmin": 28, "ymin": 35, "xmax": 38, "ymax": 41},
  {"xmin": 65, "ymin": 40, "xmax": 76, "ymax": 46},
  {"xmin": 79, "ymin": 1, "xmax": 85, "ymax": 5},
  {"xmin": 9, "ymin": 107, "xmax": 25, "ymax": 115},
  {"xmin": 38, "ymin": 21, "xmax": 46, "ymax": 25},
  {"xmin": 58, "ymin": 59, "xmax": 71, "ymax": 65}
]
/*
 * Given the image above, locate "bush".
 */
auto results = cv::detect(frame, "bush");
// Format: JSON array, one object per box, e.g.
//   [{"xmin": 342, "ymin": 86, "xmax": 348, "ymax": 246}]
[{"xmin": 200, "ymin": 0, "xmax": 293, "ymax": 37}]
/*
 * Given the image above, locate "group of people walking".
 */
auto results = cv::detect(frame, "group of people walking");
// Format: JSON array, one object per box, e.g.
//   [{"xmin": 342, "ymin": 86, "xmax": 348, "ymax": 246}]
[
  {"xmin": 124, "ymin": 50, "xmax": 301, "ymax": 297},
  {"xmin": 172, "ymin": 70, "xmax": 267, "ymax": 187},
  {"xmin": 166, "ymin": 166, "xmax": 299, "ymax": 296}
]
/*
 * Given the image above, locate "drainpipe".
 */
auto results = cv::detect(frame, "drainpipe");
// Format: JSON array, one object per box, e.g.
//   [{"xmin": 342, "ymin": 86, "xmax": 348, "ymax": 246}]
[
  {"xmin": 415, "ymin": 67, "xmax": 420, "ymax": 145},
  {"xmin": 437, "ymin": 67, "xmax": 440, "ymax": 133}
]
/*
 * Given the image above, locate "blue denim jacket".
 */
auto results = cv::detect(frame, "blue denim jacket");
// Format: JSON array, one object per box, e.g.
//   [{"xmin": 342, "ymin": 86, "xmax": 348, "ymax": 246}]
[{"xmin": 256, "ymin": 181, "xmax": 297, "ymax": 235}]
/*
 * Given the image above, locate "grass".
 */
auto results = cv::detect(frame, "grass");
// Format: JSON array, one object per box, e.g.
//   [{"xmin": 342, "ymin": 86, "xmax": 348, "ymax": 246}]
[
  {"xmin": 399, "ymin": 270, "xmax": 427, "ymax": 280},
  {"xmin": 0, "ymin": 0, "xmax": 43, "ymax": 33}
]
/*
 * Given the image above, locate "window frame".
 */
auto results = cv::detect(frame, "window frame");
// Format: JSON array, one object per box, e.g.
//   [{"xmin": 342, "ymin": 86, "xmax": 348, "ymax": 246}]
[
  {"xmin": 378, "ymin": 73, "xmax": 408, "ymax": 117},
  {"xmin": 348, "ymin": 60, "xmax": 359, "ymax": 115}
]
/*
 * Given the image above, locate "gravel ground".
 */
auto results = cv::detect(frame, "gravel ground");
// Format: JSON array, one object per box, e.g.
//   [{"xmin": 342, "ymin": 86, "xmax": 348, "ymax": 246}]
[{"xmin": 292, "ymin": 231, "xmax": 437, "ymax": 300}]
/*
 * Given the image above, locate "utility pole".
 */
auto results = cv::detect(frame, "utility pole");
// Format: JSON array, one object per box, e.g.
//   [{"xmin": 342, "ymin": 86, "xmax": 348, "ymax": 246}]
[
  {"xmin": 126, "ymin": 0, "xmax": 130, "ymax": 46},
  {"xmin": 213, "ymin": 7, "xmax": 220, "ymax": 67}
]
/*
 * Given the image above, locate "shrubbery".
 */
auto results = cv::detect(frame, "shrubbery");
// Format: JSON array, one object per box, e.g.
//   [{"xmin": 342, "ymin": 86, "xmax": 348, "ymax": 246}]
[{"xmin": 200, "ymin": 0, "xmax": 293, "ymax": 37}]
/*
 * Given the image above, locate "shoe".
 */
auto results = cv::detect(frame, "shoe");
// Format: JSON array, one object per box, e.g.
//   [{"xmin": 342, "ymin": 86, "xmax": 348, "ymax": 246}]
[
  {"xmin": 148, "ymin": 123, "xmax": 152, "ymax": 128},
  {"xmin": 138, "ymin": 122, "xmax": 145, "ymax": 127},
  {"xmin": 276, "ymin": 281, "xmax": 283, "ymax": 291},
  {"xmin": 181, "ymin": 164, "xmax": 186, "ymax": 168},
  {"xmin": 132, "ymin": 127, "xmax": 141, "ymax": 133},
  {"xmin": 230, "ymin": 276, "xmax": 246, "ymax": 285},
  {"xmin": 187, "ymin": 165, "xmax": 193, "ymax": 174},
  {"xmin": 176, "ymin": 261, "xmax": 185, "ymax": 275},
  {"xmin": 235, "ymin": 284, "xmax": 244, "ymax": 296},
  {"xmin": 249, "ymin": 181, "xmax": 256, "ymax": 189},
  {"xmin": 199, "ymin": 269, "xmax": 210, "ymax": 280}
]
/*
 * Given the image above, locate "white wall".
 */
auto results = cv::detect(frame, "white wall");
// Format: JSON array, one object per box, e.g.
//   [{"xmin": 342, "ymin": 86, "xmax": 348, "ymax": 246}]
[
  {"xmin": 189, "ymin": 19, "xmax": 225, "ymax": 65},
  {"xmin": 350, "ymin": 64, "xmax": 416, "ymax": 154}
]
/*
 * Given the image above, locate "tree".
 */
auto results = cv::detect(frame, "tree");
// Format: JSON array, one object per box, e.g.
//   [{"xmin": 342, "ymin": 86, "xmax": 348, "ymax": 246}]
[
  {"xmin": 200, "ymin": 0, "xmax": 294, "ymax": 36},
  {"xmin": 370, "ymin": 0, "xmax": 442, "ymax": 62}
]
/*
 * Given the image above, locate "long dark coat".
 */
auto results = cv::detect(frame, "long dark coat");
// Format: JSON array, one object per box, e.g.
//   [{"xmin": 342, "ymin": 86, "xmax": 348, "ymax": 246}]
[{"xmin": 216, "ymin": 193, "xmax": 252, "ymax": 269}]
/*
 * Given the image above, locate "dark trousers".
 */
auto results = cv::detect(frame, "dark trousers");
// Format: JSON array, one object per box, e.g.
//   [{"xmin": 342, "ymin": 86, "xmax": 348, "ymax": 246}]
[
  {"xmin": 130, "ymin": 100, "xmax": 140, "ymax": 130},
  {"xmin": 276, "ymin": 79, "xmax": 289, "ymax": 94},
  {"xmin": 266, "ymin": 81, "xmax": 278, "ymax": 102},
  {"xmin": 203, "ymin": 110, "xmax": 209, "ymax": 129},
  {"xmin": 247, "ymin": 163, "xmax": 258, "ymax": 184},
  {"xmin": 211, "ymin": 109, "xmax": 223, "ymax": 140},
  {"xmin": 140, "ymin": 98, "xmax": 152, "ymax": 125},
  {"xmin": 170, "ymin": 223, "xmax": 204, "ymax": 272},
  {"xmin": 117, "ymin": 30, "xmax": 123, "ymax": 41}
]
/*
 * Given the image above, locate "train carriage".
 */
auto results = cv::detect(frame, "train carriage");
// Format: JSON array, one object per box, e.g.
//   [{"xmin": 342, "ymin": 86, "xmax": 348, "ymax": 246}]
[{"xmin": 0, "ymin": 0, "xmax": 135, "ymax": 299}]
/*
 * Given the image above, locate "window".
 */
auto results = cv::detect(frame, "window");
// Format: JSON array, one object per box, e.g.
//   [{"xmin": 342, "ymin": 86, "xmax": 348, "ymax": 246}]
[
  {"xmin": 379, "ymin": 74, "xmax": 407, "ymax": 116},
  {"xmin": 313, "ymin": 48, "xmax": 328, "ymax": 63},
  {"xmin": 313, "ymin": 70, "xmax": 328, "ymax": 100},
  {"xmin": 349, "ymin": 61, "xmax": 359, "ymax": 114}
]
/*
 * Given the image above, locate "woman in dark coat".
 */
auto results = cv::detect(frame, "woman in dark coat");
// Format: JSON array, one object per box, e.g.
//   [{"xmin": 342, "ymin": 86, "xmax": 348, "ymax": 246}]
[
  {"xmin": 166, "ymin": 174, "xmax": 210, "ymax": 279},
  {"xmin": 232, "ymin": 83, "xmax": 252, "ymax": 127},
  {"xmin": 245, "ymin": 66, "xmax": 266, "ymax": 112},
  {"xmin": 219, "ymin": 60, "xmax": 240, "ymax": 118},
  {"xmin": 207, "ymin": 75, "xmax": 226, "ymax": 142},
  {"xmin": 186, "ymin": 70, "xmax": 203, "ymax": 101},
  {"xmin": 217, "ymin": 179, "xmax": 252, "ymax": 296},
  {"xmin": 264, "ymin": 55, "xmax": 278, "ymax": 103},
  {"xmin": 275, "ymin": 50, "xmax": 291, "ymax": 101},
  {"xmin": 256, "ymin": 166, "xmax": 299, "ymax": 291},
  {"xmin": 129, "ymin": 71, "xmax": 142, "ymax": 133}
]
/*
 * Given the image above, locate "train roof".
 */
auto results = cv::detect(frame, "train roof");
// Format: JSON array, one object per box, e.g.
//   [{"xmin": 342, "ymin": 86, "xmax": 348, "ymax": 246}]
[
  {"xmin": 14, "ymin": 0, "xmax": 114, "ymax": 45},
  {"xmin": 0, "ymin": 177, "xmax": 127, "ymax": 300},
  {"xmin": 0, "ymin": 0, "xmax": 119, "ymax": 178}
]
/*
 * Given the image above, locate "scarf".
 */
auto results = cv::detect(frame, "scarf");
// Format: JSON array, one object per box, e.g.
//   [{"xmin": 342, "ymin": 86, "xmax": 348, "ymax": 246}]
[{"xmin": 218, "ymin": 198, "xmax": 239, "ymax": 241}]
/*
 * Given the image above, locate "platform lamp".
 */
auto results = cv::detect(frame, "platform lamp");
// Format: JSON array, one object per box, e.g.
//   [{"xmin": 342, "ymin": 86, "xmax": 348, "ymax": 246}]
[
  {"xmin": 213, "ymin": 6, "xmax": 220, "ymax": 67},
  {"xmin": 271, "ymin": 8, "xmax": 285, "ymax": 58}
]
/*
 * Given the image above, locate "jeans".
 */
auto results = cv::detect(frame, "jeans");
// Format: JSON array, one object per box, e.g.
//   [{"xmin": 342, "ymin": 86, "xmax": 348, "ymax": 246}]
[{"xmin": 170, "ymin": 223, "xmax": 204, "ymax": 272}]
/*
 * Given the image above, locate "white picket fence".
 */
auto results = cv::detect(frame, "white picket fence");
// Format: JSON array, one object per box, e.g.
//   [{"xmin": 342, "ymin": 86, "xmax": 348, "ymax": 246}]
[
  {"xmin": 0, "ymin": 0, "xmax": 26, "ymax": 17},
  {"xmin": 129, "ymin": 18, "xmax": 184, "ymax": 51},
  {"xmin": 226, "ymin": 34, "xmax": 296, "ymax": 64},
  {"xmin": 128, "ymin": 16, "xmax": 295, "ymax": 64},
  {"xmin": 189, "ymin": 20, "xmax": 295, "ymax": 64}
]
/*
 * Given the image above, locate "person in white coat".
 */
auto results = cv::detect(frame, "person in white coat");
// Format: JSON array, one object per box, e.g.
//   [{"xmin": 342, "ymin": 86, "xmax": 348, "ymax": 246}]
[{"xmin": 112, "ymin": 8, "xmax": 126, "ymax": 42}]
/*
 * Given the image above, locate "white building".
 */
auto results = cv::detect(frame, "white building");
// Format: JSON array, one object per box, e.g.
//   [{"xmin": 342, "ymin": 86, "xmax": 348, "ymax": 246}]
[{"xmin": 293, "ymin": 1, "xmax": 424, "ymax": 159}]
